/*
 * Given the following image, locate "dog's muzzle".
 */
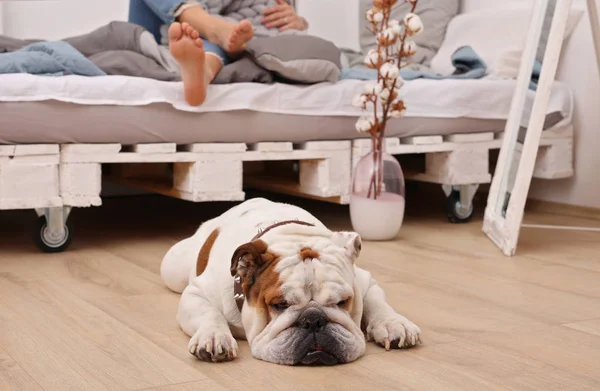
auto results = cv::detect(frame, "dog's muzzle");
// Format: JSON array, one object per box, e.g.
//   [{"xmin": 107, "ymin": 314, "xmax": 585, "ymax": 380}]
[{"xmin": 294, "ymin": 308, "xmax": 340, "ymax": 366}]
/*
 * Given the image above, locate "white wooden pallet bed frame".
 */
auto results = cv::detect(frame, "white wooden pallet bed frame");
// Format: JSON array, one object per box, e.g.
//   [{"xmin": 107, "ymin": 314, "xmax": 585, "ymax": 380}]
[{"xmin": 0, "ymin": 122, "xmax": 573, "ymax": 252}]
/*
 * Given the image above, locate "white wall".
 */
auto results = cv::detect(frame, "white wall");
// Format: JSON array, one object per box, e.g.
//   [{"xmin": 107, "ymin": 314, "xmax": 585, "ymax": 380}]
[
  {"xmin": 0, "ymin": 0, "xmax": 356, "ymax": 43},
  {"xmin": 1, "ymin": 0, "xmax": 128, "ymax": 39},
  {"xmin": 0, "ymin": 4, "xmax": 4, "ymax": 35},
  {"xmin": 298, "ymin": 0, "xmax": 360, "ymax": 51}
]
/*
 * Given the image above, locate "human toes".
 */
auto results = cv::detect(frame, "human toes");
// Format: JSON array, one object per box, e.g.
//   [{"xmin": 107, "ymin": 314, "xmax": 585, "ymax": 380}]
[
  {"xmin": 184, "ymin": 25, "xmax": 200, "ymax": 40},
  {"xmin": 238, "ymin": 19, "xmax": 253, "ymax": 33},
  {"xmin": 168, "ymin": 22, "xmax": 183, "ymax": 41}
]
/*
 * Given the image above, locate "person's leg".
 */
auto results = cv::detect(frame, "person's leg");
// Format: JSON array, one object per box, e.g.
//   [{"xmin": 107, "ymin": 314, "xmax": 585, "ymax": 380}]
[
  {"xmin": 169, "ymin": 22, "xmax": 225, "ymax": 106},
  {"xmin": 131, "ymin": 0, "xmax": 254, "ymax": 53},
  {"xmin": 176, "ymin": 5, "xmax": 254, "ymax": 55},
  {"xmin": 128, "ymin": 0, "xmax": 164, "ymax": 43}
]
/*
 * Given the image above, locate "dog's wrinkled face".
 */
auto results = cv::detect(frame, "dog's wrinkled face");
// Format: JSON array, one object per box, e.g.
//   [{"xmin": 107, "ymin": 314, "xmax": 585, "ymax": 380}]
[{"xmin": 230, "ymin": 227, "xmax": 366, "ymax": 366}]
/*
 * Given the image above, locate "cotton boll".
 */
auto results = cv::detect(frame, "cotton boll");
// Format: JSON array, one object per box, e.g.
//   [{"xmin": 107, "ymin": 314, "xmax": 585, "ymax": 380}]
[
  {"xmin": 364, "ymin": 49, "xmax": 384, "ymax": 68},
  {"xmin": 364, "ymin": 82, "xmax": 383, "ymax": 96},
  {"xmin": 390, "ymin": 97, "xmax": 407, "ymax": 118},
  {"xmin": 353, "ymin": 94, "xmax": 368, "ymax": 108},
  {"xmin": 404, "ymin": 13, "xmax": 423, "ymax": 36},
  {"xmin": 366, "ymin": 9, "xmax": 375, "ymax": 22},
  {"xmin": 395, "ymin": 74, "xmax": 405, "ymax": 88},
  {"xmin": 373, "ymin": 11, "xmax": 384, "ymax": 23},
  {"xmin": 388, "ymin": 19, "xmax": 402, "ymax": 35},
  {"xmin": 355, "ymin": 115, "xmax": 376, "ymax": 133},
  {"xmin": 388, "ymin": 19, "xmax": 400, "ymax": 29},
  {"xmin": 379, "ymin": 88, "xmax": 391, "ymax": 102},
  {"xmin": 384, "ymin": 28, "xmax": 396, "ymax": 40},
  {"xmin": 401, "ymin": 40, "xmax": 418, "ymax": 56},
  {"xmin": 384, "ymin": 74, "xmax": 404, "ymax": 90},
  {"xmin": 355, "ymin": 118, "xmax": 369, "ymax": 133},
  {"xmin": 380, "ymin": 62, "xmax": 400, "ymax": 80},
  {"xmin": 377, "ymin": 27, "xmax": 398, "ymax": 47},
  {"xmin": 391, "ymin": 100, "xmax": 407, "ymax": 117}
]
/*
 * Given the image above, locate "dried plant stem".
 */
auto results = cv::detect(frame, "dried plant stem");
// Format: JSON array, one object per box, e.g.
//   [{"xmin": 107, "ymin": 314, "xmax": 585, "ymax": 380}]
[{"xmin": 366, "ymin": 0, "xmax": 418, "ymax": 200}]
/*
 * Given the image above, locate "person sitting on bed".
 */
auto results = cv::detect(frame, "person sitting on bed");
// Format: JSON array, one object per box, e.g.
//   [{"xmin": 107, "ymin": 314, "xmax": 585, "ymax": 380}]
[{"xmin": 128, "ymin": 0, "xmax": 308, "ymax": 106}]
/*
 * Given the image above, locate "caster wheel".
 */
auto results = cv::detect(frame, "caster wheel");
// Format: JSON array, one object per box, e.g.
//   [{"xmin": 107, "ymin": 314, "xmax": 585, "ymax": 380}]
[
  {"xmin": 445, "ymin": 190, "xmax": 474, "ymax": 224},
  {"xmin": 33, "ymin": 216, "xmax": 73, "ymax": 253}
]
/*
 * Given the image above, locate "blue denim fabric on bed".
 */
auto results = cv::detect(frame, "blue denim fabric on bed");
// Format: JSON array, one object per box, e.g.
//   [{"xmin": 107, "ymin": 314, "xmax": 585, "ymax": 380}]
[
  {"xmin": 128, "ymin": 0, "xmax": 230, "ymax": 65},
  {"xmin": 0, "ymin": 41, "xmax": 106, "ymax": 76},
  {"xmin": 340, "ymin": 46, "xmax": 487, "ymax": 82},
  {"xmin": 341, "ymin": 45, "xmax": 543, "ymax": 91}
]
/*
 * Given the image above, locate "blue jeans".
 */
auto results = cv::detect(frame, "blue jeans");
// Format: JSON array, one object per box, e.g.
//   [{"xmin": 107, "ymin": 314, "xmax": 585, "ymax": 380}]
[{"xmin": 128, "ymin": 0, "xmax": 230, "ymax": 64}]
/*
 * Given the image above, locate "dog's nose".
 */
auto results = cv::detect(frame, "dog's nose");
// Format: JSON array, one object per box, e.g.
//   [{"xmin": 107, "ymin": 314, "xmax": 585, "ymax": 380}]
[{"xmin": 297, "ymin": 309, "xmax": 329, "ymax": 332}]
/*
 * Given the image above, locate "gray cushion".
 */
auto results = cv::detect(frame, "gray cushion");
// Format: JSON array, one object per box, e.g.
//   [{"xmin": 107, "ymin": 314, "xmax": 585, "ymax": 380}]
[
  {"xmin": 246, "ymin": 35, "xmax": 342, "ymax": 83},
  {"xmin": 353, "ymin": 0, "xmax": 459, "ymax": 68}
]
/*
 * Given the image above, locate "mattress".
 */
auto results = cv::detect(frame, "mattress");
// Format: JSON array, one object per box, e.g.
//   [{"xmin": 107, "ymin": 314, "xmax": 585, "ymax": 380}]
[{"xmin": 0, "ymin": 74, "xmax": 573, "ymax": 144}]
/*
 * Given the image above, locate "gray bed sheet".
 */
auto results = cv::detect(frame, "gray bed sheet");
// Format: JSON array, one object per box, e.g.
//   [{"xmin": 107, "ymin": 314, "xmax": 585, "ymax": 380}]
[{"xmin": 0, "ymin": 101, "xmax": 563, "ymax": 145}]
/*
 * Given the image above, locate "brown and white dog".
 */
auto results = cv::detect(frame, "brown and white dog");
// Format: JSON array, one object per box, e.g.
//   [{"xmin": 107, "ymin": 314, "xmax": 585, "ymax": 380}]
[{"xmin": 160, "ymin": 198, "xmax": 421, "ymax": 365}]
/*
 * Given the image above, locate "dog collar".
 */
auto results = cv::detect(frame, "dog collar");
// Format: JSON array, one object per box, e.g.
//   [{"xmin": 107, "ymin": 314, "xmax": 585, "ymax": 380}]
[{"xmin": 233, "ymin": 219, "xmax": 315, "ymax": 312}]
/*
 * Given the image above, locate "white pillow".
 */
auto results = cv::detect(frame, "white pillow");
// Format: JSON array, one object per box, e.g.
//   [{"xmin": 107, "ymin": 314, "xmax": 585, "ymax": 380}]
[{"xmin": 430, "ymin": 6, "xmax": 584, "ymax": 78}]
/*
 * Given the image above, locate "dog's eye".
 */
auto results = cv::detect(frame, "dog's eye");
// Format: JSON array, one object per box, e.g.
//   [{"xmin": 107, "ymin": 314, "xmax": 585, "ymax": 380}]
[
  {"xmin": 337, "ymin": 300, "xmax": 348, "ymax": 308},
  {"xmin": 271, "ymin": 302, "xmax": 290, "ymax": 312}
]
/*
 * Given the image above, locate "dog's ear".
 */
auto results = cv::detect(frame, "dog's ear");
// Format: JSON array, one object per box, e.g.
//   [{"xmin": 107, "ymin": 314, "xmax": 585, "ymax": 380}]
[
  {"xmin": 331, "ymin": 231, "xmax": 362, "ymax": 262},
  {"xmin": 230, "ymin": 239, "xmax": 271, "ymax": 285}
]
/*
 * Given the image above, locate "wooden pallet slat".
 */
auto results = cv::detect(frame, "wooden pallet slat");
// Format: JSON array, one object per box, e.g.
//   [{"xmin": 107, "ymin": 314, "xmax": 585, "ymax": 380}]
[
  {"xmin": 60, "ymin": 163, "xmax": 102, "ymax": 207},
  {"xmin": 295, "ymin": 141, "xmax": 351, "ymax": 151},
  {"xmin": 14, "ymin": 144, "xmax": 59, "ymax": 156},
  {"xmin": 0, "ymin": 160, "xmax": 61, "ymax": 210},
  {"xmin": 61, "ymin": 144, "xmax": 122, "ymax": 154},
  {"xmin": 179, "ymin": 143, "xmax": 247, "ymax": 153},
  {"xmin": 444, "ymin": 132, "xmax": 495, "ymax": 143},
  {"xmin": 249, "ymin": 142, "xmax": 294, "ymax": 152},
  {"xmin": 0, "ymin": 144, "xmax": 61, "ymax": 210},
  {"xmin": 401, "ymin": 135, "xmax": 444, "ymax": 145},
  {"xmin": 131, "ymin": 143, "xmax": 177, "ymax": 154},
  {"xmin": 0, "ymin": 145, "xmax": 16, "ymax": 156},
  {"xmin": 173, "ymin": 160, "xmax": 244, "ymax": 202},
  {"xmin": 534, "ymin": 138, "xmax": 574, "ymax": 179}
]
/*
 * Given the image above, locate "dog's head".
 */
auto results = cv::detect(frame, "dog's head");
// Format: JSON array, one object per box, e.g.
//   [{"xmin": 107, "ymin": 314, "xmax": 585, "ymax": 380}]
[{"xmin": 230, "ymin": 224, "xmax": 366, "ymax": 366}]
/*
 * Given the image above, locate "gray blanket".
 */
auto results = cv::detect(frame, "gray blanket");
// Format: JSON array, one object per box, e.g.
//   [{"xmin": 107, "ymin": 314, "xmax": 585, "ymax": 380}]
[{"xmin": 0, "ymin": 21, "xmax": 341, "ymax": 85}]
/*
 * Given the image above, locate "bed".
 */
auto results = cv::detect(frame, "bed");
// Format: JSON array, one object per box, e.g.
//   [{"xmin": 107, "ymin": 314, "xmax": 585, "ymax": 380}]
[
  {"xmin": 0, "ymin": 74, "xmax": 572, "ymax": 144},
  {"xmin": 0, "ymin": 71, "xmax": 574, "ymax": 252}
]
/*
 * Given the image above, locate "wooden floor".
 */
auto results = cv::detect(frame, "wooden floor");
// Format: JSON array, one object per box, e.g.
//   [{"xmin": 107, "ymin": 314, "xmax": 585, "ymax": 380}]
[{"xmin": 1, "ymin": 190, "xmax": 599, "ymax": 391}]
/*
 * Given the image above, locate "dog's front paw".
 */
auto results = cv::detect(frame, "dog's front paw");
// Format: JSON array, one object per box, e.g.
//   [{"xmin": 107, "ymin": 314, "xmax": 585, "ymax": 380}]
[
  {"xmin": 367, "ymin": 314, "xmax": 422, "ymax": 350},
  {"xmin": 188, "ymin": 329, "xmax": 238, "ymax": 362}
]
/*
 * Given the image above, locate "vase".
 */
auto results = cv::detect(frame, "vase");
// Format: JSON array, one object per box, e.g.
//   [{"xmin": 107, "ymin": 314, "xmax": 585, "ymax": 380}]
[{"xmin": 349, "ymin": 143, "xmax": 406, "ymax": 241}]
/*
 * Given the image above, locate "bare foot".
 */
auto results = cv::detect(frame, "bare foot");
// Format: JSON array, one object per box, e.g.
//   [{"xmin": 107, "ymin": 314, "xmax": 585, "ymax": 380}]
[
  {"xmin": 215, "ymin": 20, "xmax": 254, "ymax": 55},
  {"xmin": 169, "ymin": 22, "xmax": 207, "ymax": 106}
]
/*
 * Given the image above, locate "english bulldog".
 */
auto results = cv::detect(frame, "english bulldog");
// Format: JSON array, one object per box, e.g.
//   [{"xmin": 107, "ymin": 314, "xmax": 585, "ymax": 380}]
[{"xmin": 160, "ymin": 198, "xmax": 421, "ymax": 365}]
